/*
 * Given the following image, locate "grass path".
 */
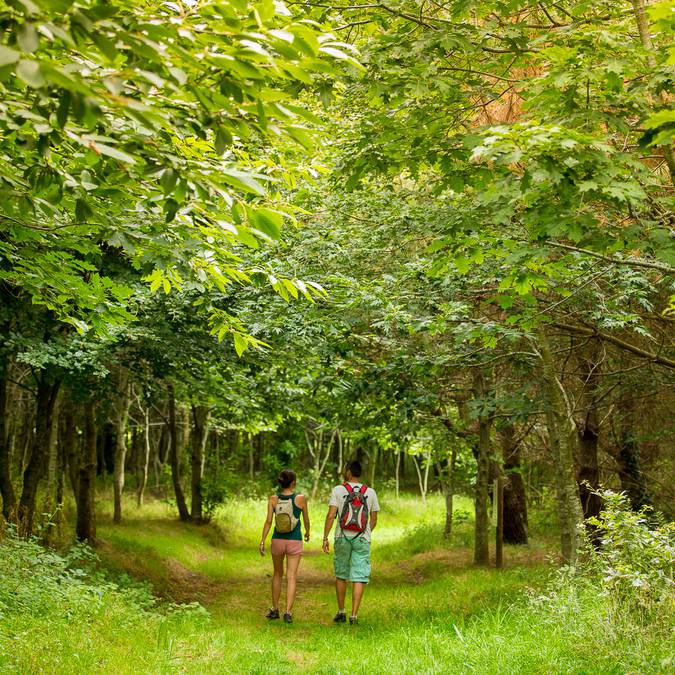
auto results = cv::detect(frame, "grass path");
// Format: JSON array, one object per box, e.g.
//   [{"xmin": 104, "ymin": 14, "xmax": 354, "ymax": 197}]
[
  {"xmin": 4, "ymin": 494, "xmax": 668, "ymax": 673},
  {"xmin": 90, "ymin": 495, "xmax": 559, "ymax": 673}
]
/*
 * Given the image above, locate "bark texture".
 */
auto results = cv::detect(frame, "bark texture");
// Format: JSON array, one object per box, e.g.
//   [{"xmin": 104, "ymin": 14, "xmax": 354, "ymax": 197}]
[
  {"xmin": 499, "ymin": 425, "xmax": 528, "ymax": 545},
  {"xmin": 0, "ymin": 374, "xmax": 16, "ymax": 521},
  {"xmin": 76, "ymin": 400, "xmax": 98, "ymax": 543},
  {"xmin": 167, "ymin": 382, "xmax": 190, "ymax": 521},
  {"xmin": 112, "ymin": 371, "xmax": 130, "ymax": 524},
  {"xmin": 18, "ymin": 377, "xmax": 60, "ymax": 537},
  {"xmin": 190, "ymin": 404, "xmax": 210, "ymax": 521},
  {"xmin": 538, "ymin": 328, "xmax": 582, "ymax": 565}
]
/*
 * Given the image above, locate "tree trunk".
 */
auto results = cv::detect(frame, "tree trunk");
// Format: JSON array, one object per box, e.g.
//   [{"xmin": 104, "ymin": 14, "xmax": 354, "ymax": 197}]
[
  {"xmin": 112, "ymin": 372, "xmax": 131, "ymax": 524},
  {"xmin": 76, "ymin": 400, "xmax": 98, "ymax": 543},
  {"xmin": 537, "ymin": 328, "xmax": 582, "ymax": 565},
  {"xmin": 0, "ymin": 374, "xmax": 16, "ymax": 521},
  {"xmin": 167, "ymin": 382, "xmax": 190, "ymax": 521},
  {"xmin": 190, "ymin": 404, "xmax": 210, "ymax": 522},
  {"xmin": 42, "ymin": 390, "xmax": 61, "ymax": 538},
  {"xmin": 369, "ymin": 444, "xmax": 378, "ymax": 486},
  {"xmin": 499, "ymin": 425, "xmax": 528, "ymax": 545},
  {"xmin": 413, "ymin": 454, "xmax": 427, "ymax": 503},
  {"xmin": 472, "ymin": 371, "xmax": 491, "ymax": 566},
  {"xmin": 395, "ymin": 451, "xmax": 401, "ymax": 499},
  {"xmin": 437, "ymin": 447, "xmax": 456, "ymax": 541},
  {"xmin": 18, "ymin": 377, "xmax": 61, "ymax": 537},
  {"xmin": 575, "ymin": 342, "xmax": 603, "ymax": 531},
  {"xmin": 63, "ymin": 408, "xmax": 79, "ymax": 499},
  {"xmin": 137, "ymin": 406, "xmax": 151, "ymax": 507},
  {"xmin": 615, "ymin": 392, "xmax": 650, "ymax": 510}
]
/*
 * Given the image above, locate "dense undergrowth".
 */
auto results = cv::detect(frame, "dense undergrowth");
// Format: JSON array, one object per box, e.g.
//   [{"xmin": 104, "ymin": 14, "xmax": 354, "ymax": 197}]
[{"xmin": 0, "ymin": 492, "xmax": 672, "ymax": 674}]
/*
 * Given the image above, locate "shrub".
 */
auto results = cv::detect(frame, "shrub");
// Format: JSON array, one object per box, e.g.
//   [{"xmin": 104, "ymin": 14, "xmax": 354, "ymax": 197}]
[{"xmin": 586, "ymin": 490, "xmax": 674, "ymax": 611}]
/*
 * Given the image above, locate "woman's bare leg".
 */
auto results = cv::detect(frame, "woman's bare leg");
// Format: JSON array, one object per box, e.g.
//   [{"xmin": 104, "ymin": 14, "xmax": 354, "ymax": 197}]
[
  {"xmin": 271, "ymin": 553, "xmax": 284, "ymax": 609},
  {"xmin": 285, "ymin": 554, "xmax": 301, "ymax": 613}
]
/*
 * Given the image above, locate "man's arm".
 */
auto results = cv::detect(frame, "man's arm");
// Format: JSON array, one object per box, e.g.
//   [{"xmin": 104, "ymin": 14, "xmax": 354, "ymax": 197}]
[
  {"xmin": 323, "ymin": 506, "xmax": 338, "ymax": 553},
  {"xmin": 370, "ymin": 510, "xmax": 378, "ymax": 532}
]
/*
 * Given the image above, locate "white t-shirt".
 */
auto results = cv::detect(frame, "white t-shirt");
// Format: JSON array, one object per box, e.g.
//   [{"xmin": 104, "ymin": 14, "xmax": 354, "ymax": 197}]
[{"xmin": 329, "ymin": 482, "xmax": 380, "ymax": 543}]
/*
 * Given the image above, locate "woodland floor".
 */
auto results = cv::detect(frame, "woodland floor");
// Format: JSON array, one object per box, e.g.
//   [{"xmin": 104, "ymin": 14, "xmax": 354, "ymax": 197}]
[
  {"xmin": 90, "ymin": 495, "xmax": 559, "ymax": 673},
  {"xmin": 4, "ymin": 493, "xmax": 670, "ymax": 674}
]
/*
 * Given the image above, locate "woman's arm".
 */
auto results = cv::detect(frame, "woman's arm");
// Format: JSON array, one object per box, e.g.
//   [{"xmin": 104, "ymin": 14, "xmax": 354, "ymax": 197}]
[
  {"xmin": 298, "ymin": 494, "xmax": 311, "ymax": 541},
  {"xmin": 260, "ymin": 496, "xmax": 276, "ymax": 555}
]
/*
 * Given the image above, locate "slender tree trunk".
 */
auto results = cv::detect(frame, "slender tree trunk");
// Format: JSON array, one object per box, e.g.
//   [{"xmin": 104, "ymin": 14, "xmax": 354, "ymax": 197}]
[
  {"xmin": 248, "ymin": 433, "xmax": 254, "ymax": 478},
  {"xmin": 18, "ymin": 377, "xmax": 61, "ymax": 537},
  {"xmin": 369, "ymin": 445, "xmax": 378, "ymax": 486},
  {"xmin": 190, "ymin": 404, "xmax": 210, "ymax": 522},
  {"xmin": 76, "ymin": 400, "xmax": 98, "ymax": 543},
  {"xmin": 615, "ymin": 392, "xmax": 650, "ymax": 510},
  {"xmin": 413, "ymin": 454, "xmax": 426, "ymax": 503},
  {"xmin": 42, "ymin": 391, "xmax": 61, "ymax": 533},
  {"xmin": 337, "ymin": 431, "xmax": 343, "ymax": 479},
  {"xmin": 314, "ymin": 430, "xmax": 334, "ymax": 499},
  {"xmin": 576, "ymin": 342, "xmax": 603, "ymax": 531},
  {"xmin": 395, "ymin": 451, "xmax": 401, "ymax": 499},
  {"xmin": 537, "ymin": 328, "xmax": 582, "ymax": 565},
  {"xmin": 0, "ymin": 373, "xmax": 16, "ymax": 521},
  {"xmin": 167, "ymin": 382, "xmax": 190, "ymax": 521},
  {"xmin": 499, "ymin": 425, "xmax": 528, "ymax": 545},
  {"xmin": 472, "ymin": 371, "xmax": 492, "ymax": 566},
  {"xmin": 437, "ymin": 447, "xmax": 456, "ymax": 541},
  {"xmin": 54, "ymin": 417, "xmax": 66, "ymax": 536},
  {"xmin": 112, "ymin": 372, "xmax": 131, "ymax": 524},
  {"xmin": 63, "ymin": 408, "xmax": 79, "ymax": 499},
  {"xmin": 137, "ymin": 406, "xmax": 151, "ymax": 507}
]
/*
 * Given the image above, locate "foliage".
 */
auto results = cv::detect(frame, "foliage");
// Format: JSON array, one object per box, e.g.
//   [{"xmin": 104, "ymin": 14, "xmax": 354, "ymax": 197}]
[
  {"xmin": 0, "ymin": 0, "xmax": 338, "ymax": 334},
  {"xmin": 3, "ymin": 494, "xmax": 673, "ymax": 673},
  {"xmin": 586, "ymin": 491, "xmax": 674, "ymax": 608}
]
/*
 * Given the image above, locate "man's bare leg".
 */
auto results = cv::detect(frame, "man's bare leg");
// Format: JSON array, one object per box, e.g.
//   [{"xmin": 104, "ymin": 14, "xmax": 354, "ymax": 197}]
[
  {"xmin": 351, "ymin": 581, "xmax": 365, "ymax": 617},
  {"xmin": 335, "ymin": 577, "xmax": 347, "ymax": 611},
  {"xmin": 271, "ymin": 554, "xmax": 284, "ymax": 609},
  {"xmin": 285, "ymin": 554, "xmax": 301, "ymax": 613}
]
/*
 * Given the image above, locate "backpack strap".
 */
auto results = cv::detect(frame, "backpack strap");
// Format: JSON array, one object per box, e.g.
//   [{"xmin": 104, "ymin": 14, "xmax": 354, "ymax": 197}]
[
  {"xmin": 358, "ymin": 484, "xmax": 368, "ymax": 495},
  {"xmin": 343, "ymin": 482, "xmax": 354, "ymax": 493}
]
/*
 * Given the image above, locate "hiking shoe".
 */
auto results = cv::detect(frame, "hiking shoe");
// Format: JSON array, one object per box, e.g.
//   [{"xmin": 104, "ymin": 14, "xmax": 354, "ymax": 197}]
[
  {"xmin": 333, "ymin": 611, "xmax": 347, "ymax": 623},
  {"xmin": 283, "ymin": 612, "xmax": 293, "ymax": 624},
  {"xmin": 266, "ymin": 608, "xmax": 280, "ymax": 620},
  {"xmin": 349, "ymin": 616, "xmax": 359, "ymax": 625}
]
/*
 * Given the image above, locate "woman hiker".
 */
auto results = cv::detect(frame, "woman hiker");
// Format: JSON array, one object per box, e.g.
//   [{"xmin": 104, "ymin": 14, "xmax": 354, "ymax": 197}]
[{"xmin": 259, "ymin": 469, "xmax": 310, "ymax": 623}]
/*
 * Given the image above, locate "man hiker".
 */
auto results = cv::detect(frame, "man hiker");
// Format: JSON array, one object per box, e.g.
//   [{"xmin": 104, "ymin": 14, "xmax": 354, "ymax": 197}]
[{"xmin": 322, "ymin": 460, "xmax": 380, "ymax": 625}]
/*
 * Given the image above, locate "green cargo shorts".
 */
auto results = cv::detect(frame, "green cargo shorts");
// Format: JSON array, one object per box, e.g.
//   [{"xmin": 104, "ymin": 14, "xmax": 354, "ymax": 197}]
[{"xmin": 334, "ymin": 536, "xmax": 371, "ymax": 583}]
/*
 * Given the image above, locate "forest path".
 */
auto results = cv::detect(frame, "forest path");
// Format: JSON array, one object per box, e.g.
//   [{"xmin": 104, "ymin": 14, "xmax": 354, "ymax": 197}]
[{"xmin": 96, "ymin": 508, "xmax": 552, "ymax": 634}]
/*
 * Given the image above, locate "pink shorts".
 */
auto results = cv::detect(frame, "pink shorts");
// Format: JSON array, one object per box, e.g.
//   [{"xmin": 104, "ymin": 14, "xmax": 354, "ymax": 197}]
[{"xmin": 271, "ymin": 539, "xmax": 303, "ymax": 557}]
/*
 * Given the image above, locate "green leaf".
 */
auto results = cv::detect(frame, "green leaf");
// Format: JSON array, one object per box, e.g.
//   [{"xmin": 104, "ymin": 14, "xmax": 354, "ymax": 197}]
[
  {"xmin": 251, "ymin": 207, "xmax": 283, "ymax": 239},
  {"xmin": 92, "ymin": 32, "xmax": 118, "ymax": 62},
  {"xmin": 17, "ymin": 23, "xmax": 39, "ymax": 53},
  {"xmin": 233, "ymin": 332, "xmax": 248, "ymax": 356},
  {"xmin": 74, "ymin": 198, "xmax": 93, "ymax": 222},
  {"xmin": 91, "ymin": 142, "xmax": 137, "ymax": 164},
  {"xmin": 0, "ymin": 46, "xmax": 20, "ymax": 67},
  {"xmin": 16, "ymin": 59, "xmax": 45, "ymax": 88},
  {"xmin": 220, "ymin": 169, "xmax": 266, "ymax": 196},
  {"xmin": 215, "ymin": 128, "xmax": 232, "ymax": 156},
  {"xmin": 160, "ymin": 168, "xmax": 178, "ymax": 195},
  {"xmin": 56, "ymin": 90, "xmax": 70, "ymax": 128}
]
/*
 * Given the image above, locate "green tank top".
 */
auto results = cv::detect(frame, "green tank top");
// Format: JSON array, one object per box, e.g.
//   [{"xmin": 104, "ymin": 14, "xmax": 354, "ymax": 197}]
[{"xmin": 272, "ymin": 493, "xmax": 303, "ymax": 541}]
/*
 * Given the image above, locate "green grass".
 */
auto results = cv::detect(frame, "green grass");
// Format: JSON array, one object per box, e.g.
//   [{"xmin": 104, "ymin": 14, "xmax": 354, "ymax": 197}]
[{"xmin": 0, "ymin": 491, "xmax": 672, "ymax": 674}]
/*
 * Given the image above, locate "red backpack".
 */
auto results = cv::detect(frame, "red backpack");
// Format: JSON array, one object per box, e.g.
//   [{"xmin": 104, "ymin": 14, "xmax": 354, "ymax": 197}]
[{"xmin": 339, "ymin": 483, "xmax": 369, "ymax": 537}]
